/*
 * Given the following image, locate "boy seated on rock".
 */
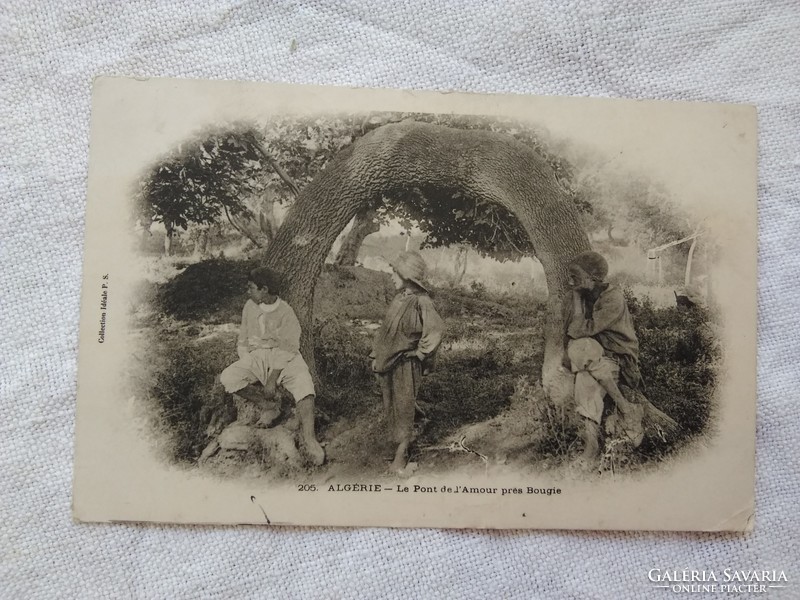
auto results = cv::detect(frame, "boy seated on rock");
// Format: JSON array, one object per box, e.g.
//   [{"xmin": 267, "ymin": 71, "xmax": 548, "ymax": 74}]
[
  {"xmin": 562, "ymin": 251, "xmax": 645, "ymax": 467},
  {"xmin": 218, "ymin": 267, "xmax": 325, "ymax": 466}
]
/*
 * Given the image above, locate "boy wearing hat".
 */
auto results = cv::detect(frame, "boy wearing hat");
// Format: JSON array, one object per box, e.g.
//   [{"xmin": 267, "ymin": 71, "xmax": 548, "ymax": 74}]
[
  {"xmin": 219, "ymin": 267, "xmax": 325, "ymax": 466},
  {"xmin": 371, "ymin": 251, "xmax": 445, "ymax": 473},
  {"xmin": 563, "ymin": 251, "xmax": 644, "ymax": 465}
]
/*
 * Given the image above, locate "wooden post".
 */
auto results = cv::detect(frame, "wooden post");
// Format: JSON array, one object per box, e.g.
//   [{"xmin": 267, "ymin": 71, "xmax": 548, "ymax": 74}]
[
  {"xmin": 647, "ymin": 248, "xmax": 657, "ymax": 281},
  {"xmin": 685, "ymin": 237, "xmax": 698, "ymax": 287}
]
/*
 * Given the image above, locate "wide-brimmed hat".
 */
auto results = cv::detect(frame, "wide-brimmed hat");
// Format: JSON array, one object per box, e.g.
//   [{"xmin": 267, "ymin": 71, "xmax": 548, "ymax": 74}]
[
  {"xmin": 569, "ymin": 251, "xmax": 608, "ymax": 282},
  {"xmin": 391, "ymin": 251, "xmax": 430, "ymax": 292}
]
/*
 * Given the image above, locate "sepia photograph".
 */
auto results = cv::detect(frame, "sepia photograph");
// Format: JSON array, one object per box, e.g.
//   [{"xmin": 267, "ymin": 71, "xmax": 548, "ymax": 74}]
[
  {"xmin": 72, "ymin": 77, "xmax": 757, "ymax": 530},
  {"xmin": 7, "ymin": 1, "xmax": 800, "ymax": 596}
]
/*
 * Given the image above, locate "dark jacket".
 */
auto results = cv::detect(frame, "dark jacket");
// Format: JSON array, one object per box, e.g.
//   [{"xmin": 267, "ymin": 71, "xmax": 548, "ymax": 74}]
[
  {"xmin": 564, "ymin": 284, "xmax": 642, "ymax": 388},
  {"xmin": 371, "ymin": 290, "xmax": 444, "ymax": 375}
]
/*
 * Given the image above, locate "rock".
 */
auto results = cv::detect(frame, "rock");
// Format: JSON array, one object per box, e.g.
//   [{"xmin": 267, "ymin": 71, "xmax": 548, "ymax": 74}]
[
  {"xmin": 200, "ymin": 422, "xmax": 305, "ymax": 473},
  {"xmin": 218, "ymin": 423, "xmax": 256, "ymax": 451},
  {"xmin": 253, "ymin": 425, "xmax": 302, "ymax": 465},
  {"xmin": 232, "ymin": 386, "xmax": 281, "ymax": 427}
]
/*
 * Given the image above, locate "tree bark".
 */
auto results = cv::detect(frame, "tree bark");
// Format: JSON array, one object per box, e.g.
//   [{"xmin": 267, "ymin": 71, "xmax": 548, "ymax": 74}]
[
  {"xmin": 193, "ymin": 224, "xmax": 211, "ymax": 257},
  {"xmin": 334, "ymin": 207, "xmax": 380, "ymax": 266},
  {"xmin": 453, "ymin": 246, "xmax": 469, "ymax": 286},
  {"xmin": 262, "ymin": 121, "xmax": 591, "ymax": 389}
]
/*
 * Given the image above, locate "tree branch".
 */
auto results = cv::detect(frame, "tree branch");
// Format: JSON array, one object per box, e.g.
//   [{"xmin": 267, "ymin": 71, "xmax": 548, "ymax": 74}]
[
  {"xmin": 223, "ymin": 205, "xmax": 263, "ymax": 248},
  {"xmin": 249, "ymin": 132, "xmax": 301, "ymax": 198}
]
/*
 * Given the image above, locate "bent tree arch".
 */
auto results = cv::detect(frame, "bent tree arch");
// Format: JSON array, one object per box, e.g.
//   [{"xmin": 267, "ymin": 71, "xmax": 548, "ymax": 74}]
[{"xmin": 263, "ymin": 121, "xmax": 590, "ymax": 388}]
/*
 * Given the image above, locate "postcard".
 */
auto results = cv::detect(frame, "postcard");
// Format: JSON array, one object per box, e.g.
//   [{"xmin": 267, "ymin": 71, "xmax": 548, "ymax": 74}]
[{"xmin": 73, "ymin": 77, "xmax": 757, "ymax": 530}]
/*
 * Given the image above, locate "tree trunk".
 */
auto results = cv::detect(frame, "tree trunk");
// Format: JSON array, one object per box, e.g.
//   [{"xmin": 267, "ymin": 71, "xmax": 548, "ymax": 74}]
[
  {"xmin": 334, "ymin": 207, "xmax": 379, "ymax": 266},
  {"xmin": 262, "ymin": 121, "xmax": 590, "ymax": 388},
  {"xmin": 140, "ymin": 219, "xmax": 152, "ymax": 252},
  {"xmin": 194, "ymin": 224, "xmax": 211, "ymax": 258},
  {"xmin": 164, "ymin": 225, "xmax": 174, "ymax": 257},
  {"xmin": 258, "ymin": 204, "xmax": 279, "ymax": 244},
  {"xmin": 453, "ymin": 246, "xmax": 469, "ymax": 285},
  {"xmin": 685, "ymin": 236, "xmax": 698, "ymax": 287}
]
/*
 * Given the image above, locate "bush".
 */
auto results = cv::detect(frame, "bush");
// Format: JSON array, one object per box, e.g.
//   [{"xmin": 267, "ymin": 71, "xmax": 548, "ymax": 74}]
[
  {"xmin": 418, "ymin": 370, "xmax": 514, "ymax": 444},
  {"xmin": 512, "ymin": 377, "xmax": 579, "ymax": 460},
  {"xmin": 313, "ymin": 318, "xmax": 375, "ymax": 418},
  {"xmin": 469, "ymin": 280, "xmax": 487, "ymax": 298},
  {"xmin": 145, "ymin": 331, "xmax": 238, "ymax": 463},
  {"xmin": 416, "ymin": 339, "xmax": 521, "ymax": 444},
  {"xmin": 156, "ymin": 258, "xmax": 259, "ymax": 322},
  {"xmin": 626, "ymin": 292, "xmax": 720, "ymax": 457}
]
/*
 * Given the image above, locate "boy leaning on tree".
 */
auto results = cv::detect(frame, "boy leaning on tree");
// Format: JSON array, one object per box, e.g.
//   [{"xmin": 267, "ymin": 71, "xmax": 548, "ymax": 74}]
[{"xmin": 562, "ymin": 251, "xmax": 645, "ymax": 467}]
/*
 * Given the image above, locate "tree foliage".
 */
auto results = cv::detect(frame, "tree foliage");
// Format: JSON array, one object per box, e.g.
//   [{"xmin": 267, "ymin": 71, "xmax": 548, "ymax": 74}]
[
  {"xmin": 135, "ymin": 125, "xmax": 270, "ymax": 238},
  {"xmin": 138, "ymin": 110, "xmax": 691, "ymax": 261},
  {"xmin": 259, "ymin": 115, "xmax": 360, "ymax": 193},
  {"xmin": 380, "ymin": 187, "xmax": 535, "ymax": 259}
]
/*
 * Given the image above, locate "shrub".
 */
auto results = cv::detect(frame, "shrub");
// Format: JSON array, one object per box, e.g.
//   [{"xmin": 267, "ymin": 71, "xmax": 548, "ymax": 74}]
[
  {"xmin": 156, "ymin": 257, "xmax": 259, "ymax": 322},
  {"xmin": 313, "ymin": 317, "xmax": 375, "ymax": 418},
  {"xmin": 511, "ymin": 377, "xmax": 579, "ymax": 460},
  {"xmin": 469, "ymin": 280, "xmax": 487, "ymax": 298},
  {"xmin": 626, "ymin": 292, "xmax": 720, "ymax": 457},
  {"xmin": 145, "ymin": 331, "xmax": 238, "ymax": 463},
  {"xmin": 416, "ymin": 339, "xmax": 520, "ymax": 444},
  {"xmin": 418, "ymin": 370, "xmax": 514, "ymax": 444}
]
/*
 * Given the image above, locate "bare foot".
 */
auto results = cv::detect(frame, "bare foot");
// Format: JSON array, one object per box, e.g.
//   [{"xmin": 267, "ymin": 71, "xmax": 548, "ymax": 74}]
[
  {"xmin": 388, "ymin": 441, "xmax": 409, "ymax": 473},
  {"xmin": 615, "ymin": 403, "xmax": 645, "ymax": 447},
  {"xmin": 303, "ymin": 438, "xmax": 325, "ymax": 466},
  {"xmin": 580, "ymin": 418, "xmax": 601, "ymax": 460}
]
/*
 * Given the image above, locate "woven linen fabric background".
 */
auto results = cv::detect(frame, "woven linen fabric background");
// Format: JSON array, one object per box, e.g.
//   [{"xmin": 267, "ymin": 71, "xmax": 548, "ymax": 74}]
[{"xmin": 1, "ymin": 1, "xmax": 798, "ymax": 598}]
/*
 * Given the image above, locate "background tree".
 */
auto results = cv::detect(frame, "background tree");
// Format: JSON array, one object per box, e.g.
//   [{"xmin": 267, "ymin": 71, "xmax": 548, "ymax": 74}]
[
  {"xmin": 540, "ymin": 138, "xmax": 693, "ymax": 250},
  {"xmin": 135, "ymin": 125, "xmax": 273, "ymax": 255},
  {"xmin": 333, "ymin": 206, "xmax": 380, "ymax": 266}
]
